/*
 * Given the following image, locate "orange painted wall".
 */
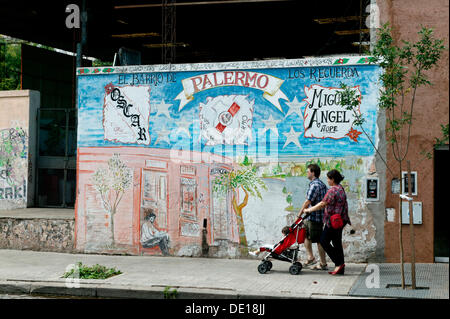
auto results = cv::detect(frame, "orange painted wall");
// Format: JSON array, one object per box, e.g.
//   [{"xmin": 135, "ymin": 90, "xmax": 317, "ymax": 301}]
[{"xmin": 378, "ymin": 0, "xmax": 449, "ymax": 262}]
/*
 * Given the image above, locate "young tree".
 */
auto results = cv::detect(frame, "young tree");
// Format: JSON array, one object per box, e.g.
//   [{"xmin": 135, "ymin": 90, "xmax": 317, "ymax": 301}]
[
  {"xmin": 339, "ymin": 23, "xmax": 446, "ymax": 289},
  {"xmin": 92, "ymin": 154, "xmax": 132, "ymax": 247},
  {"xmin": 212, "ymin": 156, "xmax": 267, "ymax": 255}
]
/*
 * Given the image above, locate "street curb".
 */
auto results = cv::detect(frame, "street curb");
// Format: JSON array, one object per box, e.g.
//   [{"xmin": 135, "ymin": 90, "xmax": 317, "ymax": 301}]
[
  {"xmin": 0, "ymin": 282, "xmax": 31, "ymax": 295},
  {"xmin": 0, "ymin": 281, "xmax": 365, "ymax": 299}
]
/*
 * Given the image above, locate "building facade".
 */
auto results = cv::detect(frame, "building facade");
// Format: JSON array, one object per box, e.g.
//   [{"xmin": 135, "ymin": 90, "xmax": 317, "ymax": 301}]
[{"xmin": 378, "ymin": 0, "xmax": 449, "ymax": 263}]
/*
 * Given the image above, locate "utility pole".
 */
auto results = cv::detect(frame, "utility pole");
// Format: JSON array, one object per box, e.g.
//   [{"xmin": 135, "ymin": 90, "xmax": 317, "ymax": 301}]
[
  {"xmin": 161, "ymin": 0, "xmax": 176, "ymax": 64},
  {"xmin": 76, "ymin": 0, "xmax": 87, "ymax": 69}
]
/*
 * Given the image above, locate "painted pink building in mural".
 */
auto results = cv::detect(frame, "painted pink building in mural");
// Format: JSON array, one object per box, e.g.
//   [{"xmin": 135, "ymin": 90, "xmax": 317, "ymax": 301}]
[{"xmin": 75, "ymin": 146, "xmax": 237, "ymax": 256}]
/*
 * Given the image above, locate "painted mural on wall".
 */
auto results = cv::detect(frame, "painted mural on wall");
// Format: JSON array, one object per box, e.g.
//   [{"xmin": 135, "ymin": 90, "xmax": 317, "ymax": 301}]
[
  {"xmin": 91, "ymin": 154, "xmax": 132, "ymax": 248},
  {"xmin": 76, "ymin": 57, "xmax": 382, "ymax": 260},
  {"xmin": 0, "ymin": 127, "xmax": 28, "ymax": 208}
]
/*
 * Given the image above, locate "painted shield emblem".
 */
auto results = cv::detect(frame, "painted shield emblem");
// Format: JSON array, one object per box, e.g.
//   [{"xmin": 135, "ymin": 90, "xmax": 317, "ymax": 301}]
[{"xmin": 199, "ymin": 95, "xmax": 254, "ymax": 146}]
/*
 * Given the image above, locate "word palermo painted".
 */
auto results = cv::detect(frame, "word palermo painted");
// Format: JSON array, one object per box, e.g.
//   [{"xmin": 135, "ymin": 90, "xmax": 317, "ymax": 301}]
[{"xmin": 176, "ymin": 71, "xmax": 288, "ymax": 112}]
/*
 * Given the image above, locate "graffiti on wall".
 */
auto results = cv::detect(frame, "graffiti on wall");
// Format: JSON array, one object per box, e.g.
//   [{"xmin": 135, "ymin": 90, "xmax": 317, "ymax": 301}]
[
  {"xmin": 0, "ymin": 127, "xmax": 27, "ymax": 202},
  {"xmin": 76, "ymin": 57, "xmax": 382, "ymax": 259}
]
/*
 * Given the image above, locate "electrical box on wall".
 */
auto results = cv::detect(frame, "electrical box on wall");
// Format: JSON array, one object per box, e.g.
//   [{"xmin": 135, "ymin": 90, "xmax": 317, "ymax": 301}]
[
  {"xmin": 365, "ymin": 177, "xmax": 379, "ymax": 201},
  {"xmin": 401, "ymin": 201, "xmax": 422, "ymax": 224}
]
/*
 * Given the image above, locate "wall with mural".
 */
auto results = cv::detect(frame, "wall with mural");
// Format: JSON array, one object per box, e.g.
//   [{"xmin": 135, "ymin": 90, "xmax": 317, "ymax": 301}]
[
  {"xmin": 76, "ymin": 57, "xmax": 383, "ymax": 261},
  {"xmin": 0, "ymin": 90, "xmax": 38, "ymax": 210}
]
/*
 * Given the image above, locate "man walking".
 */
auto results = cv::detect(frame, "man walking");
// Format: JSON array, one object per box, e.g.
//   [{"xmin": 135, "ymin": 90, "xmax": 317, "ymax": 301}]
[{"xmin": 298, "ymin": 164, "xmax": 328, "ymax": 270}]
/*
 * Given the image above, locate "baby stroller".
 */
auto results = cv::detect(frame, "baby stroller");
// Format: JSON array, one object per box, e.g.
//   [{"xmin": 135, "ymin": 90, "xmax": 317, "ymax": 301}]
[{"xmin": 256, "ymin": 217, "xmax": 306, "ymax": 275}]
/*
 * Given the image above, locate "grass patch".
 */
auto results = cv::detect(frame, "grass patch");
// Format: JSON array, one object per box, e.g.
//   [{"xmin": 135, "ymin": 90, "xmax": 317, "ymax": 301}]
[
  {"xmin": 163, "ymin": 286, "xmax": 178, "ymax": 299},
  {"xmin": 62, "ymin": 262, "xmax": 122, "ymax": 280}
]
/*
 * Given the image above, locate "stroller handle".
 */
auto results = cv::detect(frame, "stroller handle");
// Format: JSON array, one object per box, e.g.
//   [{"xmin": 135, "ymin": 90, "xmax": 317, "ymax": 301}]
[{"xmin": 289, "ymin": 216, "xmax": 304, "ymax": 230}]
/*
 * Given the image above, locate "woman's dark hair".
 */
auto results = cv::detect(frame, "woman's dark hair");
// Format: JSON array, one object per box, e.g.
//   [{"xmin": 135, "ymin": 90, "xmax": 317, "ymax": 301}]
[
  {"xmin": 327, "ymin": 169, "xmax": 345, "ymax": 184},
  {"xmin": 307, "ymin": 163, "xmax": 321, "ymax": 178},
  {"xmin": 143, "ymin": 208, "xmax": 156, "ymax": 221}
]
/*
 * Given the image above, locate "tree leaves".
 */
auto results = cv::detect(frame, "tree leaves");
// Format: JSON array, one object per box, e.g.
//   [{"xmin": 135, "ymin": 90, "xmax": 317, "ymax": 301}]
[
  {"xmin": 212, "ymin": 158, "xmax": 267, "ymax": 201},
  {"xmin": 91, "ymin": 154, "xmax": 132, "ymax": 212}
]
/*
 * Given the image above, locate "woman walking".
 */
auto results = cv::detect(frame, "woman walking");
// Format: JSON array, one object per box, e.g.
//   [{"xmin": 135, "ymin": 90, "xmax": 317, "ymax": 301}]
[{"xmin": 303, "ymin": 169, "xmax": 351, "ymax": 275}]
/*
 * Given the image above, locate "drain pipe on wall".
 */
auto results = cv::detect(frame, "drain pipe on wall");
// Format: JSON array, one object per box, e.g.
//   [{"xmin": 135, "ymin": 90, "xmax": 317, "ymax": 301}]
[{"xmin": 202, "ymin": 218, "xmax": 209, "ymax": 257}]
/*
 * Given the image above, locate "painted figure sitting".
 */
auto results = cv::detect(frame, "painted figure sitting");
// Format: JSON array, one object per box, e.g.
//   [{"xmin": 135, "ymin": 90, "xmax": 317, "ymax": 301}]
[{"xmin": 140, "ymin": 209, "xmax": 170, "ymax": 256}]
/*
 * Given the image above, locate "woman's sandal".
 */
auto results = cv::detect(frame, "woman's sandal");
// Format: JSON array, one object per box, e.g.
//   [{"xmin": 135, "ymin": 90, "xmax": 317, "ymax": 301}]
[
  {"xmin": 304, "ymin": 258, "xmax": 317, "ymax": 266},
  {"xmin": 312, "ymin": 263, "xmax": 328, "ymax": 270}
]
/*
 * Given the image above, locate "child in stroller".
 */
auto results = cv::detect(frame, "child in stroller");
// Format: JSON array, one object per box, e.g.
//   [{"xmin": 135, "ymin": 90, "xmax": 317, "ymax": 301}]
[
  {"xmin": 249, "ymin": 226, "xmax": 291, "ymax": 257},
  {"xmin": 252, "ymin": 217, "xmax": 306, "ymax": 275}
]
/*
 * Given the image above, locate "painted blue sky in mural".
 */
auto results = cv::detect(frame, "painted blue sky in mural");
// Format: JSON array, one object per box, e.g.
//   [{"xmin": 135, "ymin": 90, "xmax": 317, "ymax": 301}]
[{"xmin": 77, "ymin": 61, "xmax": 382, "ymax": 160}]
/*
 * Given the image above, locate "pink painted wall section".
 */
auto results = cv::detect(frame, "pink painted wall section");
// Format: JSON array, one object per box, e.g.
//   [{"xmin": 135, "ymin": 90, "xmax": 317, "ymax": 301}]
[{"xmin": 75, "ymin": 146, "xmax": 235, "ymax": 256}]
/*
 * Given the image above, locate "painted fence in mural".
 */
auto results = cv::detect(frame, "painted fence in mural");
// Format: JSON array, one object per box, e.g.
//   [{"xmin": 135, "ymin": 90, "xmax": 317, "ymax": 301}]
[{"xmin": 76, "ymin": 57, "xmax": 382, "ymax": 260}]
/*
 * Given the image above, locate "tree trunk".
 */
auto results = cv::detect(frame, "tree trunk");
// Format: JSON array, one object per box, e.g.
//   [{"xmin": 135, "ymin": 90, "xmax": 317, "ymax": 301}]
[
  {"xmin": 110, "ymin": 209, "xmax": 116, "ymax": 247},
  {"xmin": 407, "ymin": 161, "xmax": 416, "ymax": 289},
  {"xmin": 399, "ymin": 162, "xmax": 405, "ymax": 289},
  {"xmin": 232, "ymin": 188, "xmax": 249, "ymax": 255}
]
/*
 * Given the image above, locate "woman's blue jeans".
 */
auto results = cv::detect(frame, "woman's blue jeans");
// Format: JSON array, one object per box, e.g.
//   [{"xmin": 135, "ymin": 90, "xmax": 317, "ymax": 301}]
[{"xmin": 320, "ymin": 225, "xmax": 345, "ymax": 266}]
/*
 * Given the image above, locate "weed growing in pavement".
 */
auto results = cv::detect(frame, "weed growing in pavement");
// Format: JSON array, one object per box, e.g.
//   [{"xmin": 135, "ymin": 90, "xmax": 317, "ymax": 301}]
[
  {"xmin": 163, "ymin": 286, "xmax": 178, "ymax": 299},
  {"xmin": 62, "ymin": 262, "xmax": 122, "ymax": 280}
]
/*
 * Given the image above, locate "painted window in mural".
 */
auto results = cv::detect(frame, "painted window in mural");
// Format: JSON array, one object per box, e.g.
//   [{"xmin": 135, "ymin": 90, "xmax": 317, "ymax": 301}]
[
  {"xmin": 180, "ymin": 177, "xmax": 196, "ymax": 219},
  {"xmin": 212, "ymin": 191, "xmax": 230, "ymax": 241},
  {"xmin": 141, "ymin": 170, "xmax": 168, "ymax": 230},
  {"xmin": 210, "ymin": 167, "xmax": 230, "ymax": 241}
]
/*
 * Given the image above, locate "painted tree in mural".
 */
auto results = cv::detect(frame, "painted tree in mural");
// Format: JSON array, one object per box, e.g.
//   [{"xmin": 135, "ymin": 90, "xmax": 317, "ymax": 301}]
[
  {"xmin": 340, "ymin": 23, "xmax": 446, "ymax": 289},
  {"xmin": 92, "ymin": 154, "xmax": 132, "ymax": 247},
  {"xmin": 212, "ymin": 156, "xmax": 267, "ymax": 254}
]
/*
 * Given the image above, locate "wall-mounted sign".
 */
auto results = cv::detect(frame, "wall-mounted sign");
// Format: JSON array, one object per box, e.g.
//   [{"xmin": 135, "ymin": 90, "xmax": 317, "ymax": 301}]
[
  {"xmin": 401, "ymin": 201, "xmax": 422, "ymax": 224},
  {"xmin": 391, "ymin": 178, "xmax": 400, "ymax": 194},
  {"xmin": 402, "ymin": 171, "xmax": 417, "ymax": 196},
  {"xmin": 385, "ymin": 208, "xmax": 395, "ymax": 222},
  {"xmin": 365, "ymin": 177, "xmax": 379, "ymax": 201}
]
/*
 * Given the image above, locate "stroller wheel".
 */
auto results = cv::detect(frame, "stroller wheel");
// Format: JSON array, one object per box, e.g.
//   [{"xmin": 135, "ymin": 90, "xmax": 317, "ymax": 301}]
[
  {"xmin": 257, "ymin": 261, "xmax": 270, "ymax": 274},
  {"xmin": 289, "ymin": 263, "xmax": 302, "ymax": 275},
  {"xmin": 266, "ymin": 261, "xmax": 273, "ymax": 271}
]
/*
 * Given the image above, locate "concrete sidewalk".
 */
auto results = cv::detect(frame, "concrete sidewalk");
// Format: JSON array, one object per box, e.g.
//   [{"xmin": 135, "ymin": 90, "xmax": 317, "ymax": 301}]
[{"xmin": 0, "ymin": 249, "xmax": 447, "ymax": 299}]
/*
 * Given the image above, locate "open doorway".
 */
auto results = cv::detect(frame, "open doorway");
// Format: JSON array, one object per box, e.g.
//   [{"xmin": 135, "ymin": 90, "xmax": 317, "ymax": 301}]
[{"xmin": 434, "ymin": 147, "xmax": 449, "ymax": 262}]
